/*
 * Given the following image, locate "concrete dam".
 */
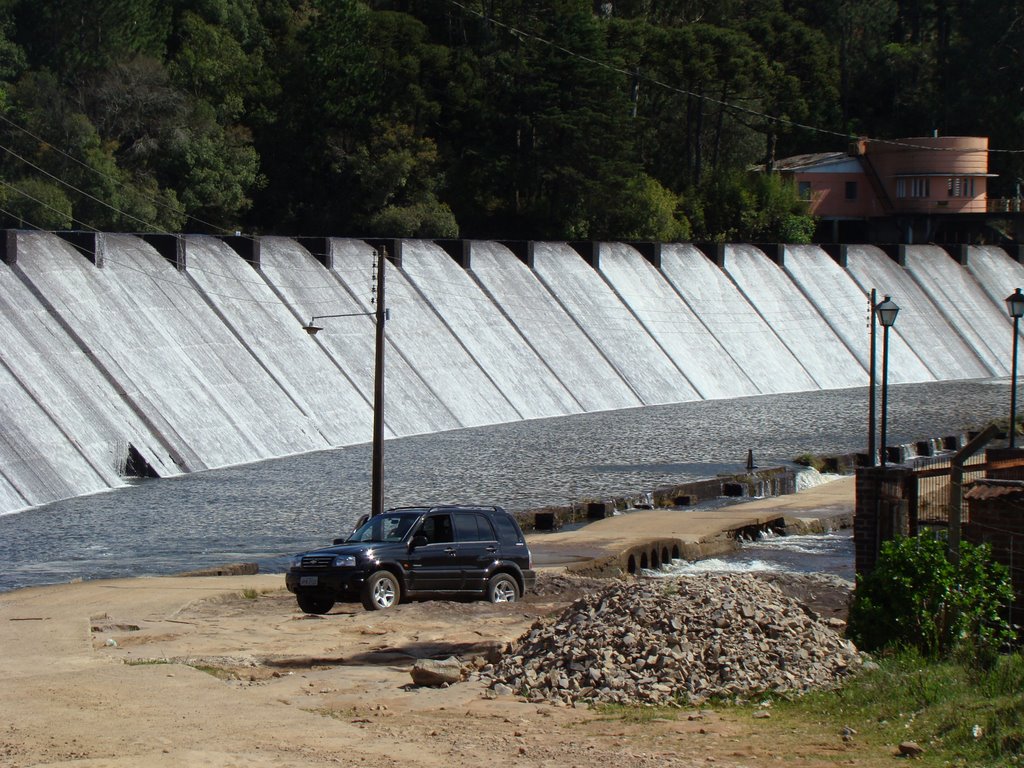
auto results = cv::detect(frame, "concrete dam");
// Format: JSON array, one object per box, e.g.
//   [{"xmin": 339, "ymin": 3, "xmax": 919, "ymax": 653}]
[{"xmin": 0, "ymin": 231, "xmax": 1020, "ymax": 517}]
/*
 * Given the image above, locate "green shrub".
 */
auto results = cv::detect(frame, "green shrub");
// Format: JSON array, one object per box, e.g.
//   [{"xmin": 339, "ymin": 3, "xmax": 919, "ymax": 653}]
[{"xmin": 848, "ymin": 533, "xmax": 1014, "ymax": 660}]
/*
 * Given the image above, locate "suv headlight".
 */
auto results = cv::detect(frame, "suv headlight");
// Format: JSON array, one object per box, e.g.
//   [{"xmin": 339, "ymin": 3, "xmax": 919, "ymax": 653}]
[
  {"xmin": 290, "ymin": 555, "xmax": 304, "ymax": 568},
  {"xmin": 332, "ymin": 555, "xmax": 357, "ymax": 568}
]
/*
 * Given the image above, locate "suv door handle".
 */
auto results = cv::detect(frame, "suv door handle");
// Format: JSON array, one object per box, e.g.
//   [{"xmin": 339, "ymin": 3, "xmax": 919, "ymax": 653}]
[
  {"xmin": 485, "ymin": 546, "xmax": 497, "ymax": 553},
  {"xmin": 444, "ymin": 547, "xmax": 457, "ymax": 555}
]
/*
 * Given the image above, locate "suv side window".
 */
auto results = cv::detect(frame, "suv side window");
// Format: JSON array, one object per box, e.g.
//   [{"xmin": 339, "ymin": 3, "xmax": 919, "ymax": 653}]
[
  {"xmin": 418, "ymin": 513, "xmax": 453, "ymax": 544},
  {"xmin": 492, "ymin": 512, "xmax": 524, "ymax": 546},
  {"xmin": 454, "ymin": 511, "xmax": 496, "ymax": 542}
]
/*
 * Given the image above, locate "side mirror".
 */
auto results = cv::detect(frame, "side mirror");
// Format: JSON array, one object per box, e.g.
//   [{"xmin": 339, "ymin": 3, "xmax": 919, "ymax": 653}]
[
  {"xmin": 332, "ymin": 537, "xmax": 346, "ymax": 545},
  {"xmin": 410, "ymin": 534, "xmax": 429, "ymax": 549}
]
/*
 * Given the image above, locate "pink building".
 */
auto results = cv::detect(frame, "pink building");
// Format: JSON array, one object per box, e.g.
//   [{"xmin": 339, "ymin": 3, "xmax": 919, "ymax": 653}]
[{"xmin": 774, "ymin": 136, "xmax": 1009, "ymax": 243}]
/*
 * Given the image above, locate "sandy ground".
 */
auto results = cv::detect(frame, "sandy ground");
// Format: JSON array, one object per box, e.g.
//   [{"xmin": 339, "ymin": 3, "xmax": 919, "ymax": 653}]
[{"xmin": 0, "ymin": 479, "xmax": 897, "ymax": 768}]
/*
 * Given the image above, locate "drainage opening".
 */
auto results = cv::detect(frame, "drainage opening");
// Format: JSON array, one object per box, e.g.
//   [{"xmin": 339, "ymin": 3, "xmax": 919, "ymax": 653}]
[{"xmin": 123, "ymin": 443, "xmax": 160, "ymax": 478}]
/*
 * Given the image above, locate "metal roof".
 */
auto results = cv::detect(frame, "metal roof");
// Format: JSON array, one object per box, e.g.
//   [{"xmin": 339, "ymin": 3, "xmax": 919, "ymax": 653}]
[{"xmin": 768, "ymin": 152, "xmax": 850, "ymax": 172}]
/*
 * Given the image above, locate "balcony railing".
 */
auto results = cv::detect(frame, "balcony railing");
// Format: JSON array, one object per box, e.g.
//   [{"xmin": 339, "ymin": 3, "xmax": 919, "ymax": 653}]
[{"xmin": 988, "ymin": 197, "xmax": 1024, "ymax": 213}]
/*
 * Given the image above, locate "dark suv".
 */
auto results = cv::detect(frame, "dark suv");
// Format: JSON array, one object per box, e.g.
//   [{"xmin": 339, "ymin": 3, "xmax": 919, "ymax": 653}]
[{"xmin": 285, "ymin": 505, "xmax": 536, "ymax": 613}]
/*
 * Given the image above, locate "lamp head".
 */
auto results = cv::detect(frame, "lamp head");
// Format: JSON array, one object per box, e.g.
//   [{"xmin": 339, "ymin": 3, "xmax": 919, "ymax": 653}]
[
  {"xmin": 302, "ymin": 320, "xmax": 322, "ymax": 336},
  {"xmin": 1006, "ymin": 288, "xmax": 1024, "ymax": 319},
  {"xmin": 876, "ymin": 295, "xmax": 900, "ymax": 328}
]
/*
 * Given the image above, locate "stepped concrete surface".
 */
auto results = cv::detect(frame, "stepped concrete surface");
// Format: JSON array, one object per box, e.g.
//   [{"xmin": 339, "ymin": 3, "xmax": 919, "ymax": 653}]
[{"xmin": 528, "ymin": 476, "xmax": 855, "ymax": 574}]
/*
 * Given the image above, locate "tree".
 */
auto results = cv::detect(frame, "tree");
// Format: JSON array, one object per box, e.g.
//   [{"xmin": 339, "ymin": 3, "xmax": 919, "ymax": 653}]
[
  {"xmin": 1, "ymin": 177, "xmax": 73, "ymax": 229},
  {"xmin": 437, "ymin": 0, "xmax": 646, "ymax": 238},
  {"xmin": 596, "ymin": 173, "xmax": 690, "ymax": 241},
  {"xmin": 689, "ymin": 169, "xmax": 813, "ymax": 242},
  {"xmin": 12, "ymin": 0, "xmax": 171, "ymax": 76},
  {"xmin": 349, "ymin": 121, "xmax": 457, "ymax": 237},
  {"xmin": 737, "ymin": 5, "xmax": 841, "ymax": 163},
  {"xmin": 627, "ymin": 22, "xmax": 766, "ymax": 191},
  {"xmin": 787, "ymin": 0, "xmax": 898, "ymax": 132}
]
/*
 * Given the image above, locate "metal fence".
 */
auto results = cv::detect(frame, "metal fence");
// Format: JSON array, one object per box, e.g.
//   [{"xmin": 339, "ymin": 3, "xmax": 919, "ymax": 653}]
[{"xmin": 912, "ymin": 453, "xmax": 989, "ymax": 527}]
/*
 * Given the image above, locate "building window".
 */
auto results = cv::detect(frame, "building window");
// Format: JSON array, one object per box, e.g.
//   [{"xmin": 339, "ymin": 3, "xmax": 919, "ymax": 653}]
[
  {"xmin": 798, "ymin": 181, "xmax": 811, "ymax": 200},
  {"xmin": 948, "ymin": 176, "xmax": 975, "ymax": 197},
  {"xmin": 897, "ymin": 177, "xmax": 930, "ymax": 198},
  {"xmin": 845, "ymin": 181, "xmax": 858, "ymax": 200}
]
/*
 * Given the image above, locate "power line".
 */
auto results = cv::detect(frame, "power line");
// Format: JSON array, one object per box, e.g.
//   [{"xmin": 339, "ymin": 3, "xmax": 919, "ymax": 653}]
[
  {"xmin": 446, "ymin": 0, "xmax": 1024, "ymax": 155},
  {"xmin": 0, "ymin": 178, "xmax": 99, "ymax": 232},
  {"xmin": 0, "ymin": 111, "xmax": 210, "ymax": 233},
  {"xmin": 0, "ymin": 140, "xmax": 163, "ymax": 232}
]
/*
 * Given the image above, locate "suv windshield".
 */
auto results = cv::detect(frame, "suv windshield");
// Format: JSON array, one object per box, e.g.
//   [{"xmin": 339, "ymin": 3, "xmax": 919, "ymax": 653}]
[{"xmin": 346, "ymin": 511, "xmax": 422, "ymax": 543}]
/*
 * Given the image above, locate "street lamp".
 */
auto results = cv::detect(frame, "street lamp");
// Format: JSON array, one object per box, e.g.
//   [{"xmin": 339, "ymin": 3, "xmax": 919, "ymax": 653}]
[
  {"xmin": 876, "ymin": 295, "xmax": 899, "ymax": 467},
  {"xmin": 302, "ymin": 311, "xmax": 376, "ymax": 335},
  {"xmin": 301, "ymin": 246, "xmax": 388, "ymax": 517},
  {"xmin": 1006, "ymin": 288, "xmax": 1024, "ymax": 448},
  {"xmin": 867, "ymin": 288, "xmax": 878, "ymax": 466}
]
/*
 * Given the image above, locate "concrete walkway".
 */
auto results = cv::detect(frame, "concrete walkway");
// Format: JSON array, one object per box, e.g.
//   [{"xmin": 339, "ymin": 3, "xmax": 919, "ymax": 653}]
[{"xmin": 528, "ymin": 476, "xmax": 855, "ymax": 574}]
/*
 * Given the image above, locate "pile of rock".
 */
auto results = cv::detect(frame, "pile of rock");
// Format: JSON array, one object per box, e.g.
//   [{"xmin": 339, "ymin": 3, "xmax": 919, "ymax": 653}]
[{"xmin": 488, "ymin": 573, "xmax": 861, "ymax": 706}]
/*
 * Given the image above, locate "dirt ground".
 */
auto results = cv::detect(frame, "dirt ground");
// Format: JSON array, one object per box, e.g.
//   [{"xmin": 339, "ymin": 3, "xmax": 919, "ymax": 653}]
[{"xmin": 0, "ymin": 567, "xmax": 905, "ymax": 768}]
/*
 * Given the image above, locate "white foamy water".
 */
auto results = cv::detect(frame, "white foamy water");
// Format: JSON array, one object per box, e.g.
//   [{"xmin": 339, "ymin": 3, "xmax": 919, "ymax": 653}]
[{"xmin": 645, "ymin": 530, "xmax": 855, "ymax": 581}]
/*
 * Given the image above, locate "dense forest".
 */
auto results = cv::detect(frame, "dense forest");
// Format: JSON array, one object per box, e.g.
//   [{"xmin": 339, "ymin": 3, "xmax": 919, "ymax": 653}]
[{"xmin": 0, "ymin": 0, "xmax": 1020, "ymax": 242}]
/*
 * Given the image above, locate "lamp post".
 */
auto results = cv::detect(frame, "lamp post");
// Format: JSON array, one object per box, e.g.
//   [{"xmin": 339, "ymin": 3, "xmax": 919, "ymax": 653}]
[
  {"xmin": 302, "ymin": 246, "xmax": 388, "ymax": 517},
  {"xmin": 1006, "ymin": 288, "xmax": 1024, "ymax": 448},
  {"xmin": 867, "ymin": 288, "xmax": 878, "ymax": 466},
  {"xmin": 876, "ymin": 295, "xmax": 900, "ymax": 467}
]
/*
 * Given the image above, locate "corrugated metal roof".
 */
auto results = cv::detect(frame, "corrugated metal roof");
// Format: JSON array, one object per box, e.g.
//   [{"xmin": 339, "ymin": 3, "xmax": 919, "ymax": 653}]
[{"xmin": 768, "ymin": 152, "xmax": 850, "ymax": 172}]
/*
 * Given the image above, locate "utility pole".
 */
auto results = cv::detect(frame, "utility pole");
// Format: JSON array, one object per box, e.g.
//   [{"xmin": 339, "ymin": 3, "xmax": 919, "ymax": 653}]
[
  {"xmin": 371, "ymin": 246, "xmax": 386, "ymax": 517},
  {"xmin": 302, "ymin": 245, "xmax": 388, "ymax": 518},
  {"xmin": 867, "ymin": 288, "xmax": 877, "ymax": 465}
]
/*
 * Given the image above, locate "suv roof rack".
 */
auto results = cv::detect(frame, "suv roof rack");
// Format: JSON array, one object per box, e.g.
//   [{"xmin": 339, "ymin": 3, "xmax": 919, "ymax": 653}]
[{"xmin": 385, "ymin": 504, "xmax": 502, "ymax": 513}]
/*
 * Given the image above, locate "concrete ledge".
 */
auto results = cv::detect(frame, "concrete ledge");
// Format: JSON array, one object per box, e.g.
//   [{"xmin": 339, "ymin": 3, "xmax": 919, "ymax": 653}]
[
  {"xmin": 175, "ymin": 562, "xmax": 259, "ymax": 577},
  {"xmin": 783, "ymin": 509, "xmax": 854, "ymax": 535}
]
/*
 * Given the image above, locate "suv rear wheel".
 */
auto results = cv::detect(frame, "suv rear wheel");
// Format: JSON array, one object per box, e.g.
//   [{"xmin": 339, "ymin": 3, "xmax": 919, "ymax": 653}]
[
  {"xmin": 362, "ymin": 570, "xmax": 400, "ymax": 611},
  {"xmin": 487, "ymin": 573, "xmax": 520, "ymax": 603},
  {"xmin": 297, "ymin": 593, "xmax": 335, "ymax": 615}
]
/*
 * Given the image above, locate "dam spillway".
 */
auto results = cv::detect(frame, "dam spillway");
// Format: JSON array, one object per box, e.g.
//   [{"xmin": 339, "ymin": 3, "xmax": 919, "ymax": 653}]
[{"xmin": 0, "ymin": 232, "xmax": 1021, "ymax": 517}]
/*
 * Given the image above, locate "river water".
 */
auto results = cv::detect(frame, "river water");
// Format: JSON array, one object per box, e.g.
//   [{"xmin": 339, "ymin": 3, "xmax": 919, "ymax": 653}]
[{"xmin": 0, "ymin": 379, "xmax": 1010, "ymax": 593}]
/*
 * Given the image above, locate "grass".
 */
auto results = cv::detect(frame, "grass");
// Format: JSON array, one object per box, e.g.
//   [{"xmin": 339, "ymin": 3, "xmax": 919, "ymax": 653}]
[
  {"xmin": 186, "ymin": 663, "xmax": 237, "ymax": 680},
  {"xmin": 594, "ymin": 651, "xmax": 1024, "ymax": 766},
  {"xmin": 316, "ymin": 706, "xmax": 358, "ymax": 718},
  {"xmin": 125, "ymin": 657, "xmax": 241, "ymax": 680},
  {"xmin": 792, "ymin": 452, "xmax": 829, "ymax": 473},
  {"xmin": 241, "ymin": 587, "xmax": 260, "ymax": 600},
  {"xmin": 764, "ymin": 650, "xmax": 1024, "ymax": 766}
]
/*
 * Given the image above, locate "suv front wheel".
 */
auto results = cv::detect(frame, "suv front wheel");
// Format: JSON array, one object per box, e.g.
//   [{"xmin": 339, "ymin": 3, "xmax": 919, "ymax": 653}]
[
  {"xmin": 297, "ymin": 593, "xmax": 335, "ymax": 615},
  {"xmin": 362, "ymin": 570, "xmax": 400, "ymax": 610},
  {"xmin": 487, "ymin": 573, "xmax": 520, "ymax": 603}
]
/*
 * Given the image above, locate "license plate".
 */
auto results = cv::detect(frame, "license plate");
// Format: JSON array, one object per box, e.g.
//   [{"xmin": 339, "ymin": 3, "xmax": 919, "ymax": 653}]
[{"xmin": 299, "ymin": 576, "xmax": 318, "ymax": 586}]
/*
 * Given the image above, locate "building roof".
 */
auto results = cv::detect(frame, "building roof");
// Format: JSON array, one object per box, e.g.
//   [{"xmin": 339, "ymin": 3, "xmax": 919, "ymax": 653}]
[
  {"xmin": 964, "ymin": 479, "xmax": 1024, "ymax": 501},
  {"xmin": 769, "ymin": 152, "xmax": 851, "ymax": 172}
]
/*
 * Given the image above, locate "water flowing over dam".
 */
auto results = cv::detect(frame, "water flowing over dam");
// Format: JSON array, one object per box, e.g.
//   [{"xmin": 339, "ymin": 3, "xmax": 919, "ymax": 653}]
[{"xmin": 0, "ymin": 232, "xmax": 1020, "ymax": 517}]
